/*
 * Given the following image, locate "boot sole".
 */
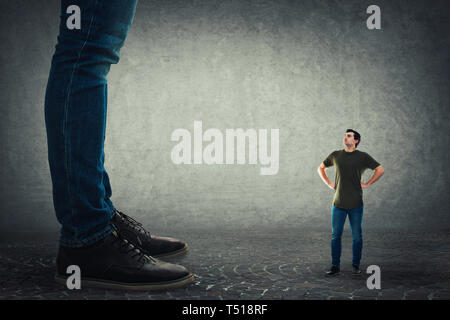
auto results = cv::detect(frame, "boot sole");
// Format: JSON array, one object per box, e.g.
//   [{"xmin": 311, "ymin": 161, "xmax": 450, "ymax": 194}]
[
  {"xmin": 55, "ymin": 273, "xmax": 195, "ymax": 291},
  {"xmin": 152, "ymin": 244, "xmax": 190, "ymax": 259}
]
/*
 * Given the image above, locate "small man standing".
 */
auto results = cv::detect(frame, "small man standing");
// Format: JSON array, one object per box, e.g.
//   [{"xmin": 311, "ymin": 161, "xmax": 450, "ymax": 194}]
[{"xmin": 317, "ymin": 129, "xmax": 385, "ymax": 275}]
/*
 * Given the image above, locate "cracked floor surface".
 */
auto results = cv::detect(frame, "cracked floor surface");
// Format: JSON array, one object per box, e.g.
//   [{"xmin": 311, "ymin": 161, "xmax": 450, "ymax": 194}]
[{"xmin": 0, "ymin": 228, "xmax": 449, "ymax": 300}]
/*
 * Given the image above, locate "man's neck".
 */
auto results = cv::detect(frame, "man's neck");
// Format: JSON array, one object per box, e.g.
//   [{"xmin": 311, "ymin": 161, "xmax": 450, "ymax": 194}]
[{"xmin": 344, "ymin": 146, "xmax": 356, "ymax": 152}]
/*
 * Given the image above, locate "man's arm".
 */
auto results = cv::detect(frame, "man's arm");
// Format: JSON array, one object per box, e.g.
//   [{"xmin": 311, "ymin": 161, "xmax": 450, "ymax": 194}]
[
  {"xmin": 361, "ymin": 165, "xmax": 385, "ymax": 188},
  {"xmin": 317, "ymin": 162, "xmax": 335, "ymax": 190}
]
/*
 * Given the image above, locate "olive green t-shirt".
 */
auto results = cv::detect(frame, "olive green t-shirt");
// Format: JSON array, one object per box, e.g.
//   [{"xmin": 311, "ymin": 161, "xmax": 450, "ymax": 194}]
[{"xmin": 323, "ymin": 149, "xmax": 380, "ymax": 210}]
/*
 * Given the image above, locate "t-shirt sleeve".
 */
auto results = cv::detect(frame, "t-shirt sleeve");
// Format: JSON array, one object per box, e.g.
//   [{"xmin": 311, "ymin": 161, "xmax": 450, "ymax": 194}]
[
  {"xmin": 365, "ymin": 153, "xmax": 381, "ymax": 170},
  {"xmin": 323, "ymin": 152, "xmax": 334, "ymax": 167}
]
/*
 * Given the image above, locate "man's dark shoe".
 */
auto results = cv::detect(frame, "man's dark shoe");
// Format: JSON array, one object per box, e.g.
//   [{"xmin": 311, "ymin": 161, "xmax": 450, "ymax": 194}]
[
  {"xmin": 55, "ymin": 230, "xmax": 194, "ymax": 290},
  {"xmin": 352, "ymin": 264, "xmax": 362, "ymax": 275},
  {"xmin": 325, "ymin": 266, "xmax": 340, "ymax": 276},
  {"xmin": 111, "ymin": 209, "xmax": 189, "ymax": 259}
]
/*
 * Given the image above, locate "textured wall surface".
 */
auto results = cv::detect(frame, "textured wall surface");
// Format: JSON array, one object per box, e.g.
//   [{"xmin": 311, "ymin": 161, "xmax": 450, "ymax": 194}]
[{"xmin": 0, "ymin": 0, "xmax": 449, "ymax": 234}]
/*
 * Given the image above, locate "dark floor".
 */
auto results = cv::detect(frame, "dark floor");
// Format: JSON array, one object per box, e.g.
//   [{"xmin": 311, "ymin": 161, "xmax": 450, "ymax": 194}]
[{"xmin": 0, "ymin": 227, "xmax": 449, "ymax": 300}]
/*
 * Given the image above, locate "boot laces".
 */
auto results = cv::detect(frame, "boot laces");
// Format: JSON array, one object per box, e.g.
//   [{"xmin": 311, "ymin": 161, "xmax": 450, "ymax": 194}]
[
  {"xmin": 115, "ymin": 209, "xmax": 151, "ymax": 237},
  {"xmin": 111, "ymin": 230, "xmax": 157, "ymax": 264}
]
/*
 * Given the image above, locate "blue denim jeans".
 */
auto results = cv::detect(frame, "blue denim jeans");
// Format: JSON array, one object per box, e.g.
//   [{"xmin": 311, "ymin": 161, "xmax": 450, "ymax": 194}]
[
  {"xmin": 330, "ymin": 204, "xmax": 364, "ymax": 268},
  {"xmin": 45, "ymin": 0, "xmax": 138, "ymax": 247}
]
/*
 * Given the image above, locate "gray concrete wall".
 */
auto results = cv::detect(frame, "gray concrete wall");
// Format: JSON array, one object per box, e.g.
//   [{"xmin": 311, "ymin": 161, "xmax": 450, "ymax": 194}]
[{"xmin": 0, "ymin": 0, "xmax": 449, "ymax": 234}]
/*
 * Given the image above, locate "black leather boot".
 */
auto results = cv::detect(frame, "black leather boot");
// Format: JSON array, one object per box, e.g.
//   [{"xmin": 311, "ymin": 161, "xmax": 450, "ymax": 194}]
[
  {"xmin": 325, "ymin": 266, "xmax": 340, "ymax": 276},
  {"xmin": 55, "ymin": 230, "xmax": 194, "ymax": 290},
  {"xmin": 352, "ymin": 264, "xmax": 362, "ymax": 275}
]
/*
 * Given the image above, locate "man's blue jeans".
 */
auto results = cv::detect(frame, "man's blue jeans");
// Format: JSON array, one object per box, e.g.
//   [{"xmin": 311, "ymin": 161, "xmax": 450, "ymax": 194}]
[
  {"xmin": 331, "ymin": 205, "xmax": 364, "ymax": 268},
  {"xmin": 44, "ymin": 0, "xmax": 138, "ymax": 247}
]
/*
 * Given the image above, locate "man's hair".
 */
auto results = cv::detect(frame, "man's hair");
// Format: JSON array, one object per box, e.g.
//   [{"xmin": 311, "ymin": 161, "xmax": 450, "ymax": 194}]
[{"xmin": 346, "ymin": 129, "xmax": 361, "ymax": 148}]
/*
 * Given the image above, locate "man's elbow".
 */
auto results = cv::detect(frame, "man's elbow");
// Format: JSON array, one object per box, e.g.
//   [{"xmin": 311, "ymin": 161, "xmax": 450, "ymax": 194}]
[{"xmin": 375, "ymin": 166, "xmax": 385, "ymax": 175}]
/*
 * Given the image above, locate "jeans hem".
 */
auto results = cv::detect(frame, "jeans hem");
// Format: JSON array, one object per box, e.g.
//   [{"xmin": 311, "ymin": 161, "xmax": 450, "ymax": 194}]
[
  {"xmin": 59, "ymin": 205, "xmax": 116, "ymax": 248},
  {"xmin": 60, "ymin": 224, "xmax": 113, "ymax": 248}
]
